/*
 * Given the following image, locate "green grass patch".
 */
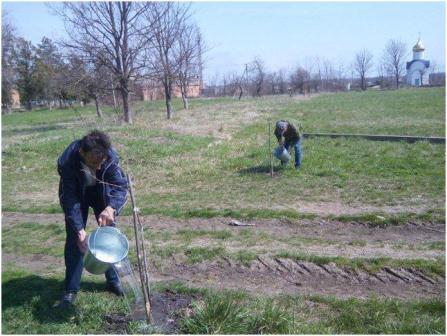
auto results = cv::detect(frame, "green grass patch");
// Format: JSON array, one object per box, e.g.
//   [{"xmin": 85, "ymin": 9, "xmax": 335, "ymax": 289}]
[
  {"xmin": 180, "ymin": 287, "xmax": 445, "ymax": 334},
  {"xmin": 1, "ymin": 264, "xmax": 130, "ymax": 334},
  {"xmin": 176, "ymin": 229, "xmax": 233, "ymax": 241},
  {"xmin": 151, "ymin": 244, "xmax": 181, "ymax": 258},
  {"xmin": 231, "ymin": 250, "xmax": 258, "ymax": 265},
  {"xmin": 2, "ymin": 222, "xmax": 65, "ymax": 257},
  {"xmin": 185, "ymin": 246, "xmax": 227, "ymax": 264},
  {"xmin": 319, "ymin": 295, "xmax": 445, "ymax": 334}
]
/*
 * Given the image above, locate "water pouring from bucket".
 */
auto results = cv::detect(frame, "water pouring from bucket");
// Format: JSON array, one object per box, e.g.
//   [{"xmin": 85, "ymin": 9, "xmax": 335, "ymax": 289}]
[
  {"xmin": 84, "ymin": 226, "xmax": 129, "ymax": 274},
  {"xmin": 84, "ymin": 226, "xmax": 149, "ymax": 322}
]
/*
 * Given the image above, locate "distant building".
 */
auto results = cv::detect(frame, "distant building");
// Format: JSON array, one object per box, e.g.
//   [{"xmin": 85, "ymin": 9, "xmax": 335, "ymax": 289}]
[
  {"xmin": 139, "ymin": 80, "xmax": 202, "ymax": 101},
  {"xmin": 406, "ymin": 37, "xmax": 430, "ymax": 86}
]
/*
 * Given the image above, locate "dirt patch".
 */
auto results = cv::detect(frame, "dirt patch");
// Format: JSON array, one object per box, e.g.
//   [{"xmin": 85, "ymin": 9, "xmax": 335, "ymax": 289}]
[
  {"xmin": 154, "ymin": 257, "xmax": 444, "ymax": 300},
  {"xmin": 150, "ymin": 290, "xmax": 194, "ymax": 334},
  {"xmin": 3, "ymin": 212, "xmax": 444, "ymax": 246},
  {"xmin": 2, "ymin": 253, "xmax": 64, "ymax": 273},
  {"xmin": 104, "ymin": 290, "xmax": 194, "ymax": 334},
  {"xmin": 104, "ymin": 313, "xmax": 130, "ymax": 334},
  {"xmin": 135, "ymin": 95, "xmax": 317, "ymax": 140}
]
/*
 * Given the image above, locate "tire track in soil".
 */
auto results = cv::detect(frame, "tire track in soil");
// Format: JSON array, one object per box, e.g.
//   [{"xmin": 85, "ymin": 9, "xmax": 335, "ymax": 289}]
[
  {"xmin": 2, "ymin": 212, "xmax": 445, "ymax": 300},
  {"xmin": 153, "ymin": 257, "xmax": 444, "ymax": 300}
]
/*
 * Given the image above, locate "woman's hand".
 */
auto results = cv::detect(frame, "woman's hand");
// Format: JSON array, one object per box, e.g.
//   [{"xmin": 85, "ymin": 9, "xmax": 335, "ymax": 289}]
[{"xmin": 98, "ymin": 206, "xmax": 115, "ymax": 226}]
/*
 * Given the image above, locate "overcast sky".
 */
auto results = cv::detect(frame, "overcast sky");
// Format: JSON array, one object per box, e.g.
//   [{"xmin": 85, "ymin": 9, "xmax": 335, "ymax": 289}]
[{"xmin": 2, "ymin": 1, "xmax": 445, "ymax": 82}]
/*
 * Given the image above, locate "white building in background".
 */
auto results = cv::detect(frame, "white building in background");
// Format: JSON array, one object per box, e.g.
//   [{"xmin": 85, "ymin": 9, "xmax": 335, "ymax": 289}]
[{"xmin": 406, "ymin": 37, "xmax": 430, "ymax": 86}]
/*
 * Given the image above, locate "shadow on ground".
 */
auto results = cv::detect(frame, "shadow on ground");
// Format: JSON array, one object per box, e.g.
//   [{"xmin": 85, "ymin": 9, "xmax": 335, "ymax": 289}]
[
  {"xmin": 238, "ymin": 165, "xmax": 285, "ymax": 175},
  {"xmin": 3, "ymin": 124, "xmax": 67, "ymax": 138},
  {"xmin": 2, "ymin": 275, "xmax": 104, "ymax": 324}
]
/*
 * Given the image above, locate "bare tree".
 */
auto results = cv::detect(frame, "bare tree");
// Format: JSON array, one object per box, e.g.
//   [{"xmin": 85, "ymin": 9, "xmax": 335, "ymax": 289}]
[
  {"xmin": 247, "ymin": 57, "xmax": 266, "ymax": 97},
  {"xmin": 52, "ymin": 2, "xmax": 151, "ymax": 123},
  {"xmin": 322, "ymin": 60, "xmax": 335, "ymax": 91},
  {"xmin": 313, "ymin": 56, "xmax": 323, "ymax": 91},
  {"xmin": 143, "ymin": 2, "xmax": 191, "ymax": 119},
  {"xmin": 277, "ymin": 68, "xmax": 288, "ymax": 94},
  {"xmin": 229, "ymin": 65, "xmax": 248, "ymax": 100},
  {"xmin": 65, "ymin": 54, "xmax": 113, "ymax": 117},
  {"xmin": 383, "ymin": 39, "xmax": 407, "ymax": 89},
  {"xmin": 266, "ymin": 72, "xmax": 278, "ymax": 95},
  {"xmin": 176, "ymin": 23, "xmax": 204, "ymax": 110},
  {"xmin": 376, "ymin": 62, "xmax": 387, "ymax": 88},
  {"xmin": 429, "ymin": 60, "xmax": 439, "ymax": 74},
  {"xmin": 353, "ymin": 49, "xmax": 373, "ymax": 90},
  {"xmin": 289, "ymin": 66, "xmax": 309, "ymax": 95}
]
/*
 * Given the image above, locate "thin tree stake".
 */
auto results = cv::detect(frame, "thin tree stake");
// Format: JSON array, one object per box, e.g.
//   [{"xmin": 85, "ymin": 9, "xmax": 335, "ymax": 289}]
[
  {"xmin": 136, "ymin": 211, "xmax": 152, "ymax": 316},
  {"xmin": 127, "ymin": 174, "xmax": 153, "ymax": 324},
  {"xmin": 269, "ymin": 120, "xmax": 273, "ymax": 178}
]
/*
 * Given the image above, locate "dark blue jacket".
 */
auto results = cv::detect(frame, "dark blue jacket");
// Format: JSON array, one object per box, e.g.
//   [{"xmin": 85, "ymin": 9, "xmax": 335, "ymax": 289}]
[{"xmin": 57, "ymin": 140, "xmax": 128, "ymax": 232}]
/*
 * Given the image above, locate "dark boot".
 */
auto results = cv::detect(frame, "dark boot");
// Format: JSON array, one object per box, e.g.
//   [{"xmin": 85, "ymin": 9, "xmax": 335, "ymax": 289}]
[
  {"xmin": 58, "ymin": 291, "xmax": 77, "ymax": 309},
  {"xmin": 106, "ymin": 282, "xmax": 124, "ymax": 297}
]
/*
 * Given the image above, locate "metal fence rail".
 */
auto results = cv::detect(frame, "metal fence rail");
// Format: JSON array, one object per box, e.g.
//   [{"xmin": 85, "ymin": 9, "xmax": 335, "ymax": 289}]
[{"xmin": 303, "ymin": 133, "xmax": 445, "ymax": 144}]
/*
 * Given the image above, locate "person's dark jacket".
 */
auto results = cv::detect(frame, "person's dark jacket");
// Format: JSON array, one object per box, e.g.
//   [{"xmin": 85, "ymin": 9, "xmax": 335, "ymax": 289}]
[
  {"xmin": 274, "ymin": 120, "xmax": 300, "ymax": 144},
  {"xmin": 57, "ymin": 140, "xmax": 128, "ymax": 232}
]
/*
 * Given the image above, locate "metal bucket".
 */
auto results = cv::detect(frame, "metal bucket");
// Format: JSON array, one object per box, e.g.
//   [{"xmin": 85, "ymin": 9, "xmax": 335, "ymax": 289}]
[
  {"xmin": 84, "ymin": 226, "xmax": 129, "ymax": 274},
  {"xmin": 273, "ymin": 146, "xmax": 291, "ymax": 163}
]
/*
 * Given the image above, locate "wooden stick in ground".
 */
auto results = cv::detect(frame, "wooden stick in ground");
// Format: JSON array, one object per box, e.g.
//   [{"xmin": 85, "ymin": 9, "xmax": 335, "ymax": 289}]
[
  {"xmin": 136, "ymin": 211, "xmax": 152, "ymax": 307},
  {"xmin": 127, "ymin": 174, "xmax": 153, "ymax": 323},
  {"xmin": 127, "ymin": 174, "xmax": 145, "ymax": 300},
  {"xmin": 269, "ymin": 120, "xmax": 273, "ymax": 177}
]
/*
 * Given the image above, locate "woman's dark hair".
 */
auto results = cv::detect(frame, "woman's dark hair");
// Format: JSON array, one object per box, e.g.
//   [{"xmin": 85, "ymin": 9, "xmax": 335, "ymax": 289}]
[{"xmin": 80, "ymin": 130, "xmax": 111, "ymax": 156}]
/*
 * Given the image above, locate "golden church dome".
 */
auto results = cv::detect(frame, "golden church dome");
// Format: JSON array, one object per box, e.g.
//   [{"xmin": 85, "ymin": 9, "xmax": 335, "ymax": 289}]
[{"xmin": 413, "ymin": 38, "xmax": 425, "ymax": 52}]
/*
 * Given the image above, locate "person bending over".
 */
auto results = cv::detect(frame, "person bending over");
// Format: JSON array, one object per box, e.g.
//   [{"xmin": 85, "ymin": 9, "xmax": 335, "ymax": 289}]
[{"xmin": 57, "ymin": 130, "xmax": 128, "ymax": 309}]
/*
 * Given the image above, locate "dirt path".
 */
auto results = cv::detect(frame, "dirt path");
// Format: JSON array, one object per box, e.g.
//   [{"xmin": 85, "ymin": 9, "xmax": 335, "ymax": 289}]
[
  {"xmin": 2, "ymin": 212, "xmax": 445, "ymax": 300},
  {"xmin": 154, "ymin": 257, "xmax": 444, "ymax": 300},
  {"xmin": 3, "ymin": 212, "xmax": 443, "ymax": 245}
]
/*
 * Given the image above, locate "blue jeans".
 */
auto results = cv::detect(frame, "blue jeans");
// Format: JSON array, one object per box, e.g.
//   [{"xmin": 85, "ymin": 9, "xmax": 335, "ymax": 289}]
[
  {"xmin": 64, "ymin": 185, "xmax": 119, "ymax": 293},
  {"xmin": 285, "ymin": 138, "xmax": 302, "ymax": 168}
]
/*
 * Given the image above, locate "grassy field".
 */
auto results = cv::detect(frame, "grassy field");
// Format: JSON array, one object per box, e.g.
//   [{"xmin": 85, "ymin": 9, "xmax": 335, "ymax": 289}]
[
  {"xmin": 2, "ymin": 87, "xmax": 445, "ymax": 334},
  {"xmin": 2, "ymin": 87, "xmax": 445, "ymax": 220}
]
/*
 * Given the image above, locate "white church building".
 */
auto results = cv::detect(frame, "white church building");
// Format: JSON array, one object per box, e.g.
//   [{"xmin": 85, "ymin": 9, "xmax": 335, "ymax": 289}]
[{"xmin": 406, "ymin": 38, "xmax": 430, "ymax": 86}]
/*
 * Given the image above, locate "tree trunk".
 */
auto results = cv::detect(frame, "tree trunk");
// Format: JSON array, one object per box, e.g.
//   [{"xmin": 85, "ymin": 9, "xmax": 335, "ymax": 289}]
[
  {"xmin": 181, "ymin": 89, "xmax": 188, "ymax": 110},
  {"xmin": 121, "ymin": 87, "xmax": 132, "ymax": 124},
  {"xmin": 94, "ymin": 95, "xmax": 103, "ymax": 118},
  {"xmin": 111, "ymin": 75, "xmax": 117, "ymax": 109},
  {"xmin": 166, "ymin": 98, "xmax": 172, "ymax": 119},
  {"xmin": 26, "ymin": 100, "xmax": 32, "ymax": 111},
  {"xmin": 164, "ymin": 83, "xmax": 172, "ymax": 119}
]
